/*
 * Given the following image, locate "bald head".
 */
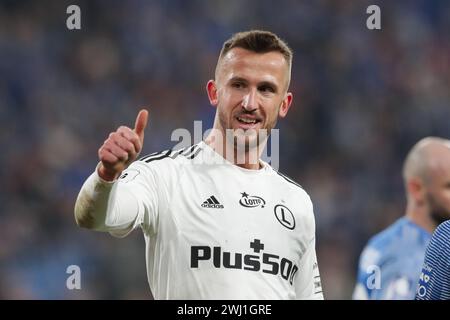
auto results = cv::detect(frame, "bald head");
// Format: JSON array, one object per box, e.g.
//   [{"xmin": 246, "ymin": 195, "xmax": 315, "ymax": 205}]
[
  {"xmin": 403, "ymin": 137, "xmax": 450, "ymax": 185},
  {"xmin": 403, "ymin": 137, "xmax": 450, "ymax": 231}
]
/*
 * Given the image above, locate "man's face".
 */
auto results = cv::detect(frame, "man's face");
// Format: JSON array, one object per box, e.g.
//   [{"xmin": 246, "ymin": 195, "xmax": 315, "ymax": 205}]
[
  {"xmin": 424, "ymin": 157, "xmax": 450, "ymax": 224},
  {"xmin": 207, "ymin": 48, "xmax": 292, "ymax": 148}
]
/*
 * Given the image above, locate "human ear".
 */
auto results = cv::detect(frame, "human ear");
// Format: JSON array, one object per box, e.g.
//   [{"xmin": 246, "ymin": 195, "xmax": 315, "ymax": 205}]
[
  {"xmin": 278, "ymin": 92, "xmax": 293, "ymax": 118},
  {"xmin": 206, "ymin": 80, "xmax": 218, "ymax": 107},
  {"xmin": 407, "ymin": 177, "xmax": 426, "ymax": 205}
]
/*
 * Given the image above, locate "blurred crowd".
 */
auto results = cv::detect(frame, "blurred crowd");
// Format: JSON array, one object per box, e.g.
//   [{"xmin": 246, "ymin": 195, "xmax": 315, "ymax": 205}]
[{"xmin": 0, "ymin": 0, "xmax": 449, "ymax": 299}]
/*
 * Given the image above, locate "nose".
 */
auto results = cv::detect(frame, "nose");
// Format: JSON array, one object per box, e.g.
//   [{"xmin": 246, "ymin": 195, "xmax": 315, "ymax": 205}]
[{"xmin": 241, "ymin": 89, "xmax": 257, "ymax": 112}]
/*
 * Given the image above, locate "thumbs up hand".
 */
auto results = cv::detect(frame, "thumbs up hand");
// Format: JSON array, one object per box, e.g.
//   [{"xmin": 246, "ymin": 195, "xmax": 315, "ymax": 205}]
[{"xmin": 98, "ymin": 109, "xmax": 149, "ymax": 181}]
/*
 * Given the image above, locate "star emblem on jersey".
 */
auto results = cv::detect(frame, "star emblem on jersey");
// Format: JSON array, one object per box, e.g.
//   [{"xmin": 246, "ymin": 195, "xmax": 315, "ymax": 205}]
[
  {"xmin": 201, "ymin": 195, "xmax": 224, "ymax": 209},
  {"xmin": 274, "ymin": 204, "xmax": 296, "ymax": 230},
  {"xmin": 239, "ymin": 192, "xmax": 266, "ymax": 208}
]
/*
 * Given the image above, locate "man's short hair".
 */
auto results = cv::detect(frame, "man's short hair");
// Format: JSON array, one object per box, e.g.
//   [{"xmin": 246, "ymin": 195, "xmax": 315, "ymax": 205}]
[
  {"xmin": 219, "ymin": 30, "xmax": 293, "ymax": 67},
  {"xmin": 215, "ymin": 30, "xmax": 293, "ymax": 86}
]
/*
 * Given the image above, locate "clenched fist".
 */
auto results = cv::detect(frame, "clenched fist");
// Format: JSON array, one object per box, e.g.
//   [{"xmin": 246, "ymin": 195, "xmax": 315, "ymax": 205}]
[{"xmin": 98, "ymin": 109, "xmax": 148, "ymax": 181}]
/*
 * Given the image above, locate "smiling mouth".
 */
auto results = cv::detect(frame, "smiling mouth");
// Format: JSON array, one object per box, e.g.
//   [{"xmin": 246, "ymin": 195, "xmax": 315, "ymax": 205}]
[{"xmin": 236, "ymin": 116, "xmax": 261, "ymax": 126}]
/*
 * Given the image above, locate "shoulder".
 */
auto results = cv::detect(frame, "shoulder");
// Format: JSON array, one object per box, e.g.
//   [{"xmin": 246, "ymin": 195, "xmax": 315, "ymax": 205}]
[
  {"xmin": 136, "ymin": 143, "xmax": 202, "ymax": 168},
  {"xmin": 271, "ymin": 170, "xmax": 315, "ymax": 217},
  {"xmin": 271, "ymin": 169, "xmax": 311, "ymax": 201},
  {"xmin": 432, "ymin": 220, "xmax": 450, "ymax": 244},
  {"xmin": 366, "ymin": 218, "xmax": 408, "ymax": 250},
  {"xmin": 361, "ymin": 218, "xmax": 428, "ymax": 268},
  {"xmin": 120, "ymin": 144, "xmax": 202, "ymax": 183},
  {"xmin": 427, "ymin": 221, "xmax": 450, "ymax": 260},
  {"xmin": 274, "ymin": 170, "xmax": 304, "ymax": 189},
  {"xmin": 359, "ymin": 219, "xmax": 406, "ymax": 265}
]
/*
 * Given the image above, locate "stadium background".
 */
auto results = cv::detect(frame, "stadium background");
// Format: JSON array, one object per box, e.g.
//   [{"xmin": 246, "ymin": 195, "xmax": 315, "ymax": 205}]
[{"xmin": 0, "ymin": 0, "xmax": 449, "ymax": 299}]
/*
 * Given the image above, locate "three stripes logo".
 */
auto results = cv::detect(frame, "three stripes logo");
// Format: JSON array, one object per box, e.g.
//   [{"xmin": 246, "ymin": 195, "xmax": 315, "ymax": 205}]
[
  {"xmin": 139, "ymin": 144, "xmax": 202, "ymax": 163},
  {"xmin": 201, "ymin": 196, "xmax": 224, "ymax": 209}
]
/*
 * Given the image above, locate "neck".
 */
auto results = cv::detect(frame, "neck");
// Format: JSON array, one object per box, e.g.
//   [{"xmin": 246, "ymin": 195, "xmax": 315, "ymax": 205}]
[
  {"xmin": 405, "ymin": 202, "xmax": 437, "ymax": 234},
  {"xmin": 204, "ymin": 130, "xmax": 267, "ymax": 170}
]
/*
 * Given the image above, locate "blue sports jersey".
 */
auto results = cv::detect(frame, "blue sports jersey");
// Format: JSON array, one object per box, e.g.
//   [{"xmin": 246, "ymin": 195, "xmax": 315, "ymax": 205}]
[
  {"xmin": 416, "ymin": 220, "xmax": 450, "ymax": 300},
  {"xmin": 353, "ymin": 217, "xmax": 431, "ymax": 299}
]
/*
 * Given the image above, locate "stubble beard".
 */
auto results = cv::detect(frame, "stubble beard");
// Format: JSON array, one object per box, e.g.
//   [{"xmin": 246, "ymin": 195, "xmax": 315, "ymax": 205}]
[{"xmin": 427, "ymin": 192, "xmax": 450, "ymax": 226}]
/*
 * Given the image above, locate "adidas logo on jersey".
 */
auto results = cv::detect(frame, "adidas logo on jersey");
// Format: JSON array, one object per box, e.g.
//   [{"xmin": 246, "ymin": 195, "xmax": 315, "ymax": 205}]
[{"xmin": 201, "ymin": 196, "xmax": 224, "ymax": 209}]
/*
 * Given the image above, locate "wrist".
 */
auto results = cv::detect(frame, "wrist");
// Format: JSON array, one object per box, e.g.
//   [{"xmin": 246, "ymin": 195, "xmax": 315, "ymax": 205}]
[{"xmin": 97, "ymin": 164, "xmax": 120, "ymax": 182}]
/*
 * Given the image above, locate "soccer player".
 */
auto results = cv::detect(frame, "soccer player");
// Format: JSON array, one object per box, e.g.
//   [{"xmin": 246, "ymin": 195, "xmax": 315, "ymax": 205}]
[
  {"xmin": 74, "ymin": 30, "xmax": 323, "ymax": 299},
  {"xmin": 353, "ymin": 137, "xmax": 450, "ymax": 300},
  {"xmin": 416, "ymin": 220, "xmax": 450, "ymax": 300}
]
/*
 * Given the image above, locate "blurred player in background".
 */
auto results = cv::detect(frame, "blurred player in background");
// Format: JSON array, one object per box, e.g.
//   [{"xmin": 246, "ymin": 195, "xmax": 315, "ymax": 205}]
[
  {"xmin": 416, "ymin": 220, "xmax": 450, "ymax": 300},
  {"xmin": 74, "ymin": 30, "xmax": 323, "ymax": 299},
  {"xmin": 353, "ymin": 137, "xmax": 450, "ymax": 299}
]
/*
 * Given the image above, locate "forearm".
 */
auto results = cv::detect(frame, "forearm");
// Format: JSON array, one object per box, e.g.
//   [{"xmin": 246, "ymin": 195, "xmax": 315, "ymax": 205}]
[{"xmin": 74, "ymin": 165, "xmax": 116, "ymax": 230}]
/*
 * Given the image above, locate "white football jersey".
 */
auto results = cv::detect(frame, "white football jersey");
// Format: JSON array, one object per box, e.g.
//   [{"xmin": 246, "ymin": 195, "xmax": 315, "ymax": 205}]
[{"xmin": 79, "ymin": 142, "xmax": 323, "ymax": 299}]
